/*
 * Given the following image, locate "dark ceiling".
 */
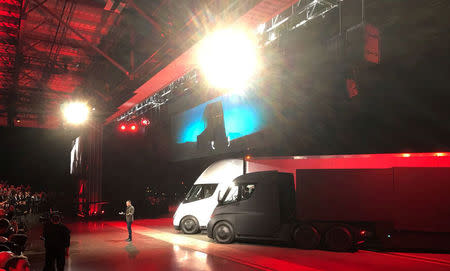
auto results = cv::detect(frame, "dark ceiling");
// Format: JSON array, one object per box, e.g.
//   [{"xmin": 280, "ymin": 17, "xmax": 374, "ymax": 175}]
[
  {"xmin": 1, "ymin": 0, "xmax": 448, "ymax": 129},
  {"xmin": 0, "ymin": 0, "xmax": 248, "ymax": 128},
  {"xmin": 0, "ymin": 0, "xmax": 121, "ymax": 128}
]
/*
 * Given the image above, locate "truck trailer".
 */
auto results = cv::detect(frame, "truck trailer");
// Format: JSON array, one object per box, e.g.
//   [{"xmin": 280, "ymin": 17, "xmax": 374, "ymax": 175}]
[{"xmin": 207, "ymin": 153, "xmax": 450, "ymax": 251}]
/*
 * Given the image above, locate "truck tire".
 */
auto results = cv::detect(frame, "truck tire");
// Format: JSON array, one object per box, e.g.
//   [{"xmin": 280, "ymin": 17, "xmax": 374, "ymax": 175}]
[
  {"xmin": 325, "ymin": 225, "xmax": 354, "ymax": 252},
  {"xmin": 213, "ymin": 221, "xmax": 235, "ymax": 244},
  {"xmin": 293, "ymin": 224, "xmax": 321, "ymax": 249},
  {"xmin": 180, "ymin": 216, "xmax": 200, "ymax": 234}
]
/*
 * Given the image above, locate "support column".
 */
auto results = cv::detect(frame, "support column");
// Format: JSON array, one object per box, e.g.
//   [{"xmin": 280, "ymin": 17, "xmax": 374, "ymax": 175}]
[
  {"xmin": 77, "ymin": 121, "xmax": 103, "ymax": 216},
  {"xmin": 8, "ymin": 0, "xmax": 24, "ymax": 128}
]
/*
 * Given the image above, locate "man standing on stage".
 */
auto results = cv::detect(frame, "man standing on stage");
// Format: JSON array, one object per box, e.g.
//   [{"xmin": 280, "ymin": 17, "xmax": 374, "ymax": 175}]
[{"xmin": 123, "ymin": 200, "xmax": 134, "ymax": 242}]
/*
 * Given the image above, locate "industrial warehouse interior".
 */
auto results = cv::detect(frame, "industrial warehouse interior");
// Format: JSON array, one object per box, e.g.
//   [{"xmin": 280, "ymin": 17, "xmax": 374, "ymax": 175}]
[{"xmin": 0, "ymin": 0, "xmax": 449, "ymax": 270}]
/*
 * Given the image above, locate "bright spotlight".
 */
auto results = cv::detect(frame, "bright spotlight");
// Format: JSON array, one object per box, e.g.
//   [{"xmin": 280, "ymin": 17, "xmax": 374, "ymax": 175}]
[
  {"xmin": 197, "ymin": 28, "xmax": 260, "ymax": 92},
  {"xmin": 256, "ymin": 23, "xmax": 265, "ymax": 34},
  {"xmin": 62, "ymin": 102, "xmax": 89, "ymax": 125}
]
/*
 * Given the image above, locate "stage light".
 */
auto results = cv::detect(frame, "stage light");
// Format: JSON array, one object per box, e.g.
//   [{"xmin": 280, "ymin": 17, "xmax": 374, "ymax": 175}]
[
  {"xmin": 256, "ymin": 23, "xmax": 265, "ymax": 34},
  {"xmin": 197, "ymin": 28, "xmax": 260, "ymax": 93},
  {"xmin": 120, "ymin": 124, "xmax": 126, "ymax": 131},
  {"xmin": 130, "ymin": 124, "xmax": 137, "ymax": 131},
  {"xmin": 141, "ymin": 118, "xmax": 150, "ymax": 126},
  {"xmin": 62, "ymin": 102, "xmax": 89, "ymax": 125},
  {"xmin": 269, "ymin": 32, "xmax": 277, "ymax": 42}
]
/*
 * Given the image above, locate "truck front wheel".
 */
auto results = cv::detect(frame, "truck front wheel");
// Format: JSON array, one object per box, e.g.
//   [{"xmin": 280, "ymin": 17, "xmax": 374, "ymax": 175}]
[
  {"xmin": 180, "ymin": 216, "xmax": 200, "ymax": 234},
  {"xmin": 213, "ymin": 221, "xmax": 235, "ymax": 244}
]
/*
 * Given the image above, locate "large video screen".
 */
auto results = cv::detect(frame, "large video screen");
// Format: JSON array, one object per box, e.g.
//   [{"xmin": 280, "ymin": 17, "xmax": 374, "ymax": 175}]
[
  {"xmin": 171, "ymin": 92, "xmax": 270, "ymax": 160},
  {"xmin": 70, "ymin": 137, "xmax": 82, "ymax": 175}
]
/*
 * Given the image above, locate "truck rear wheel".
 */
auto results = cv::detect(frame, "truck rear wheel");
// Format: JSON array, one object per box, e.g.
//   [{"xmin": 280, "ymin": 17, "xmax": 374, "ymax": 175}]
[
  {"xmin": 213, "ymin": 221, "xmax": 235, "ymax": 244},
  {"xmin": 325, "ymin": 225, "xmax": 354, "ymax": 252},
  {"xmin": 180, "ymin": 216, "xmax": 200, "ymax": 234},
  {"xmin": 293, "ymin": 224, "xmax": 321, "ymax": 249}
]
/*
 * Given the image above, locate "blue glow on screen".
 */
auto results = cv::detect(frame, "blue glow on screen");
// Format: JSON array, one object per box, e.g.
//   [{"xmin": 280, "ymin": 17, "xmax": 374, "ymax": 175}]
[
  {"xmin": 174, "ymin": 103, "xmax": 208, "ymax": 143},
  {"xmin": 173, "ymin": 93, "xmax": 268, "ymax": 144}
]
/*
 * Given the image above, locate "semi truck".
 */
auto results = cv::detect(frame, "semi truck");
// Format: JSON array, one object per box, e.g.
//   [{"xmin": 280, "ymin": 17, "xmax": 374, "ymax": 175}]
[
  {"xmin": 173, "ymin": 159, "xmax": 244, "ymax": 233},
  {"xmin": 206, "ymin": 153, "xmax": 450, "ymax": 251}
]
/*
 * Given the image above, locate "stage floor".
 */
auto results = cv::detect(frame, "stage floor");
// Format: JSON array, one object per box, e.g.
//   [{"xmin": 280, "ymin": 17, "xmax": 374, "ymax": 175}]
[{"xmin": 25, "ymin": 218, "xmax": 450, "ymax": 271}]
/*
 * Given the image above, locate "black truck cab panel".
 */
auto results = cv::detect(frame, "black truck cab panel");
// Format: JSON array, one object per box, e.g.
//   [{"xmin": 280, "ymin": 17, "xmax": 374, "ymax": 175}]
[{"xmin": 207, "ymin": 171, "xmax": 295, "ymax": 240}]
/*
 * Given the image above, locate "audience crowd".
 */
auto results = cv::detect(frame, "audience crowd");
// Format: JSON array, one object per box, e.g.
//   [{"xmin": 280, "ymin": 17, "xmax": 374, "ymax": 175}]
[
  {"xmin": 0, "ymin": 181, "xmax": 47, "ymax": 271},
  {"xmin": 0, "ymin": 183, "xmax": 47, "ymax": 218}
]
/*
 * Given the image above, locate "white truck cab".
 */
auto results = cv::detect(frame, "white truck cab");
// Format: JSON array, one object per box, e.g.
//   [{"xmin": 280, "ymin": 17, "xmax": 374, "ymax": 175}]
[{"xmin": 173, "ymin": 159, "xmax": 243, "ymax": 234}]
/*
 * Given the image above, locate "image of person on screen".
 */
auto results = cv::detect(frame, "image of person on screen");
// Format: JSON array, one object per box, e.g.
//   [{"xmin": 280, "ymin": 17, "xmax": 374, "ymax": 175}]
[{"xmin": 197, "ymin": 101, "xmax": 228, "ymax": 153}]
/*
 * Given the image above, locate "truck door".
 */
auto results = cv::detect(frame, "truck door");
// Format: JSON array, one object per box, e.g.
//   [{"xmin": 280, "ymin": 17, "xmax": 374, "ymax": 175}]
[{"xmin": 235, "ymin": 182, "xmax": 280, "ymax": 237}]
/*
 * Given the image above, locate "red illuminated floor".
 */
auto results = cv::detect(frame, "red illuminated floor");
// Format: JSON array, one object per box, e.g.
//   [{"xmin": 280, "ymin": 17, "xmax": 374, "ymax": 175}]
[{"xmin": 25, "ymin": 218, "xmax": 450, "ymax": 271}]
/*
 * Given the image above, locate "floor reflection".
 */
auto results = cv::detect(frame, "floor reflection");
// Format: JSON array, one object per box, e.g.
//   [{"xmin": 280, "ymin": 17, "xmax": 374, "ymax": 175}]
[
  {"xmin": 125, "ymin": 242, "xmax": 139, "ymax": 259},
  {"xmin": 172, "ymin": 245, "xmax": 211, "ymax": 271}
]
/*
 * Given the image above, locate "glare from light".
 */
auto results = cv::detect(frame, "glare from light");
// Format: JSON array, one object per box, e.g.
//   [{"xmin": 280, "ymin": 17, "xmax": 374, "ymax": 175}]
[
  {"xmin": 194, "ymin": 251, "xmax": 207, "ymax": 261},
  {"xmin": 269, "ymin": 32, "xmax": 276, "ymax": 42},
  {"xmin": 197, "ymin": 28, "xmax": 260, "ymax": 93},
  {"xmin": 62, "ymin": 102, "xmax": 89, "ymax": 125},
  {"xmin": 256, "ymin": 23, "xmax": 265, "ymax": 34}
]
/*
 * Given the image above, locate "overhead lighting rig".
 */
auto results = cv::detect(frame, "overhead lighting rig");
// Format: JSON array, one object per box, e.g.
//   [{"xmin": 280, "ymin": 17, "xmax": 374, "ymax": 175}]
[
  {"xmin": 257, "ymin": 0, "xmax": 340, "ymax": 46},
  {"xmin": 115, "ymin": 69, "xmax": 198, "ymax": 122},
  {"xmin": 114, "ymin": 0, "xmax": 341, "ymax": 124}
]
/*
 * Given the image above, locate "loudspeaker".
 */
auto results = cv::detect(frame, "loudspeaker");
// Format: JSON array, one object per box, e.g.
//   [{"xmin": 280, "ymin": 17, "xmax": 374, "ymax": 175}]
[{"xmin": 346, "ymin": 23, "xmax": 380, "ymax": 64}]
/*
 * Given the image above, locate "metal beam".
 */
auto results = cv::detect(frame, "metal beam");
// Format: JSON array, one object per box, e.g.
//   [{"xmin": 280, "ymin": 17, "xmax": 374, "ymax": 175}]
[
  {"xmin": 19, "ymin": 85, "xmax": 71, "ymax": 96},
  {"xmin": 19, "ymin": 72, "xmax": 72, "ymax": 97},
  {"xmin": 130, "ymin": 28, "xmax": 135, "ymax": 77},
  {"xmin": 128, "ymin": 0, "xmax": 162, "ymax": 34},
  {"xmin": 31, "ymin": 0, "xmax": 130, "ymax": 77},
  {"xmin": 134, "ymin": 43, "xmax": 165, "ymax": 75},
  {"xmin": 8, "ymin": 0, "xmax": 24, "ymax": 127},
  {"xmin": 20, "ymin": 39, "xmax": 67, "ymax": 71},
  {"xmin": 24, "ymin": 0, "xmax": 47, "ymax": 15},
  {"xmin": 151, "ymin": 0, "xmax": 169, "ymax": 17}
]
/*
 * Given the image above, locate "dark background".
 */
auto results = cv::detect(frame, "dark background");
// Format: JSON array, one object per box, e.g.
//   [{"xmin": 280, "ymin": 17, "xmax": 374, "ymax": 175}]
[{"xmin": 0, "ymin": 127, "xmax": 73, "ymax": 191}]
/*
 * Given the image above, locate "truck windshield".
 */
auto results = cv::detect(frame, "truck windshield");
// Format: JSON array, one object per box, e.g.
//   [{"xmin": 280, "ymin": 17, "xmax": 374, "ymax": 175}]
[
  {"xmin": 222, "ymin": 184, "xmax": 239, "ymax": 204},
  {"xmin": 184, "ymin": 184, "xmax": 218, "ymax": 203},
  {"xmin": 221, "ymin": 183, "xmax": 256, "ymax": 205}
]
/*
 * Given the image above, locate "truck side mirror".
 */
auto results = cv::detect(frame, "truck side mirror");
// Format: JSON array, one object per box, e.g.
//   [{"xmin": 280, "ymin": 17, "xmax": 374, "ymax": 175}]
[{"xmin": 217, "ymin": 191, "xmax": 221, "ymax": 203}]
